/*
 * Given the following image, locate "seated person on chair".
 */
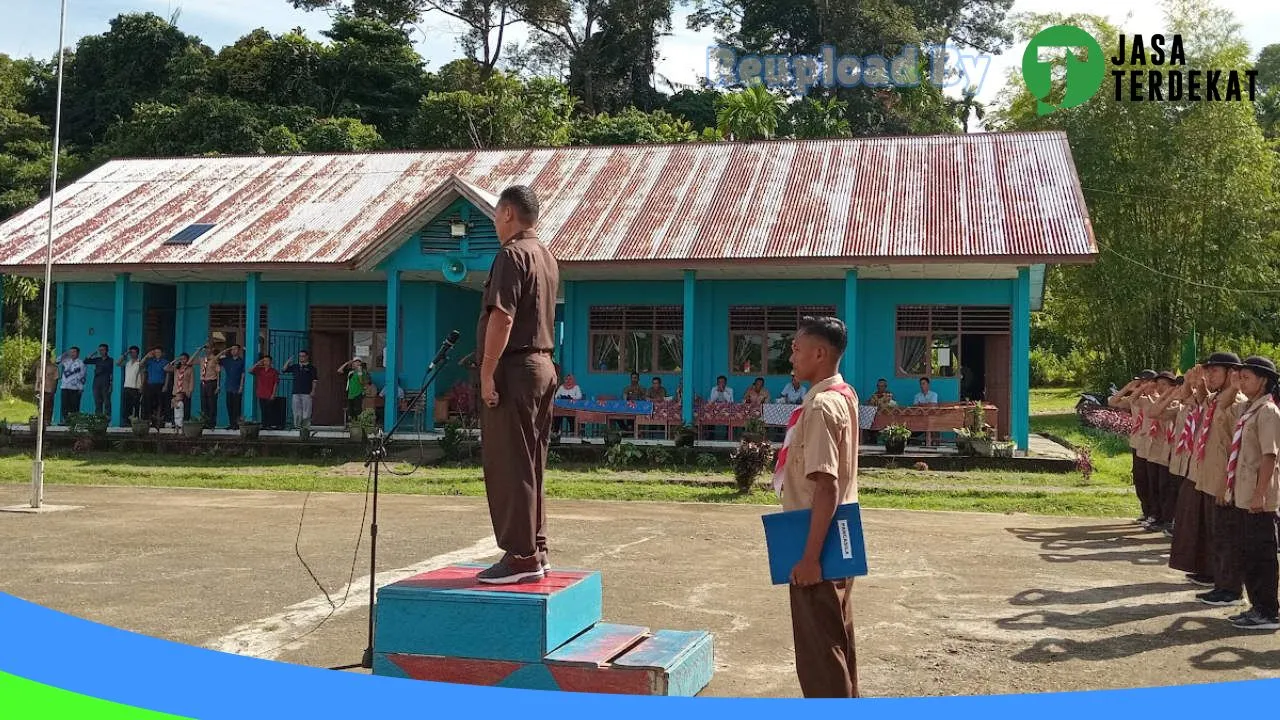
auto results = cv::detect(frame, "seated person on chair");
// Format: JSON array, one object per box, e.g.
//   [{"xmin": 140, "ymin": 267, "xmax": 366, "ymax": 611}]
[
  {"xmin": 869, "ymin": 378, "xmax": 896, "ymax": 409},
  {"xmin": 554, "ymin": 374, "xmax": 583, "ymax": 434},
  {"xmin": 708, "ymin": 375, "xmax": 734, "ymax": 403},
  {"xmin": 648, "ymin": 376, "xmax": 668, "ymax": 400},
  {"xmin": 623, "ymin": 372, "xmax": 646, "ymax": 402},
  {"xmin": 743, "ymin": 376, "xmax": 770, "ymax": 404},
  {"xmin": 914, "ymin": 377, "xmax": 938, "ymax": 405},
  {"xmin": 777, "ymin": 373, "xmax": 806, "ymax": 404}
]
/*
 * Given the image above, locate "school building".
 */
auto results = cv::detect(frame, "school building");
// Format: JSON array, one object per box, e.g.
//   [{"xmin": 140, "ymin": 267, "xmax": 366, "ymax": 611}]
[{"xmin": 0, "ymin": 131, "xmax": 1096, "ymax": 449}]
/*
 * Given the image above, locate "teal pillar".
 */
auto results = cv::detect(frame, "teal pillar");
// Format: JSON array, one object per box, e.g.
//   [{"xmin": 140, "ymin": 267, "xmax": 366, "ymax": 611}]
[
  {"xmin": 681, "ymin": 271, "xmax": 696, "ymax": 426},
  {"xmin": 54, "ymin": 282, "xmax": 66, "ymax": 423},
  {"xmin": 563, "ymin": 281, "xmax": 577, "ymax": 376},
  {"xmin": 111, "ymin": 273, "xmax": 129, "ymax": 427},
  {"xmin": 243, "ymin": 273, "xmax": 260, "ymax": 421},
  {"xmin": 384, "ymin": 270, "xmax": 401, "ymax": 434},
  {"xmin": 841, "ymin": 269, "xmax": 858, "ymax": 387},
  {"xmin": 423, "ymin": 282, "xmax": 437, "ymax": 432},
  {"xmin": 1012, "ymin": 267, "xmax": 1031, "ymax": 450}
]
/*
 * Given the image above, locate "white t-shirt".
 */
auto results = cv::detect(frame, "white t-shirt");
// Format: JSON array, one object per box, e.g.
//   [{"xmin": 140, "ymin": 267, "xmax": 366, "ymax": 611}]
[
  {"xmin": 555, "ymin": 384, "xmax": 583, "ymax": 401},
  {"xmin": 59, "ymin": 358, "xmax": 86, "ymax": 391},
  {"xmin": 379, "ymin": 386, "xmax": 405, "ymax": 400},
  {"xmin": 708, "ymin": 386, "xmax": 734, "ymax": 403},
  {"xmin": 123, "ymin": 359, "xmax": 144, "ymax": 390},
  {"xmin": 914, "ymin": 391, "xmax": 938, "ymax": 405},
  {"xmin": 778, "ymin": 383, "xmax": 806, "ymax": 403}
]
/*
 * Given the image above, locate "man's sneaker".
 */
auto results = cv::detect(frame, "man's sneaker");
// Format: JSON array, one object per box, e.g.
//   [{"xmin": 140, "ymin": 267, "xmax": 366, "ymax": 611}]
[
  {"xmin": 1199, "ymin": 589, "xmax": 1244, "ymax": 607},
  {"xmin": 476, "ymin": 556, "xmax": 545, "ymax": 585},
  {"xmin": 1232, "ymin": 611, "xmax": 1280, "ymax": 631},
  {"xmin": 1229, "ymin": 609, "xmax": 1252, "ymax": 623},
  {"xmin": 1186, "ymin": 574, "xmax": 1215, "ymax": 587},
  {"xmin": 1162, "ymin": 526, "xmax": 1175, "ymax": 539},
  {"xmin": 538, "ymin": 549, "xmax": 551, "ymax": 573}
]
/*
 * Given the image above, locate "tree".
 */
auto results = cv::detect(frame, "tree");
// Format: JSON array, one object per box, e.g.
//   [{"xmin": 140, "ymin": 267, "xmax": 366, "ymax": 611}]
[
  {"xmin": 59, "ymin": 13, "xmax": 213, "ymax": 148},
  {"xmin": 663, "ymin": 88, "xmax": 720, "ymax": 131},
  {"xmin": 948, "ymin": 85, "xmax": 984, "ymax": 132},
  {"xmin": 210, "ymin": 29, "xmax": 329, "ymax": 110},
  {"xmin": 568, "ymin": 107, "xmax": 695, "ymax": 144},
  {"xmin": 991, "ymin": 6, "xmax": 1279, "ymax": 380},
  {"xmin": 715, "ymin": 82, "xmax": 784, "ymax": 140},
  {"xmin": 105, "ymin": 97, "xmax": 269, "ymax": 157},
  {"xmin": 289, "ymin": 0, "xmax": 427, "ymax": 28},
  {"xmin": 433, "ymin": 0, "xmax": 520, "ymax": 78},
  {"xmin": 1256, "ymin": 43, "xmax": 1280, "ymax": 139},
  {"xmin": 414, "ymin": 73, "xmax": 575, "ymax": 148},
  {"xmin": 783, "ymin": 95, "xmax": 851, "ymax": 138},
  {"xmin": 300, "ymin": 117, "xmax": 386, "ymax": 151},
  {"xmin": 321, "ymin": 16, "xmax": 428, "ymax": 146}
]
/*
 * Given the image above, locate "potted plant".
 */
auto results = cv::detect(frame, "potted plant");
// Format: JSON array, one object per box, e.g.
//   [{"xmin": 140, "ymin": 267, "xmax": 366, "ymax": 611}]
[
  {"xmin": 0, "ymin": 419, "xmax": 11, "ymax": 447},
  {"xmin": 742, "ymin": 416, "xmax": 767, "ymax": 442},
  {"xmin": 131, "ymin": 416, "xmax": 150, "ymax": 438},
  {"xmin": 348, "ymin": 409, "xmax": 375, "ymax": 443},
  {"xmin": 298, "ymin": 421, "xmax": 313, "ymax": 442},
  {"xmin": 992, "ymin": 440, "xmax": 1015, "ymax": 458},
  {"xmin": 28, "ymin": 415, "xmax": 39, "ymax": 435},
  {"xmin": 952, "ymin": 427, "xmax": 973, "ymax": 455},
  {"xmin": 239, "ymin": 418, "xmax": 261, "ymax": 440},
  {"xmin": 878, "ymin": 424, "xmax": 911, "ymax": 455},
  {"xmin": 182, "ymin": 414, "xmax": 206, "ymax": 439},
  {"xmin": 674, "ymin": 423, "xmax": 697, "ymax": 448}
]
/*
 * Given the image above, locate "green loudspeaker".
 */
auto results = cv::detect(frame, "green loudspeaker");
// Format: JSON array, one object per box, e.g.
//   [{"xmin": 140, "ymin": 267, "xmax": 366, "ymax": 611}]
[{"xmin": 442, "ymin": 255, "xmax": 467, "ymax": 283}]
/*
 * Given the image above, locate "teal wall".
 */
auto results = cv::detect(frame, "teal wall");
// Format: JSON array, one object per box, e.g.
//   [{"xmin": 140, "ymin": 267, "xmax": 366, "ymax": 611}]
[{"xmin": 434, "ymin": 284, "xmax": 482, "ymax": 397}]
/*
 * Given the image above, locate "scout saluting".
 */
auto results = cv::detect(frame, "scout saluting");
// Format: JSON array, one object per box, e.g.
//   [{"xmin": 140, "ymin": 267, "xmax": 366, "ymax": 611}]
[
  {"xmin": 1143, "ymin": 371, "xmax": 1180, "ymax": 535},
  {"xmin": 1167, "ymin": 364, "xmax": 1212, "ymax": 586},
  {"xmin": 1196, "ymin": 355, "xmax": 1250, "ymax": 608},
  {"xmin": 1110, "ymin": 370, "xmax": 1160, "ymax": 527},
  {"xmin": 1216, "ymin": 357, "xmax": 1280, "ymax": 630}
]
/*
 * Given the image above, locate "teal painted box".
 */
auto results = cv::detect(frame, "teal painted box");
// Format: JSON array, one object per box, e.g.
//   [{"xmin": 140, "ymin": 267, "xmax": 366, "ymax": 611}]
[{"xmin": 374, "ymin": 564, "xmax": 602, "ymax": 663}]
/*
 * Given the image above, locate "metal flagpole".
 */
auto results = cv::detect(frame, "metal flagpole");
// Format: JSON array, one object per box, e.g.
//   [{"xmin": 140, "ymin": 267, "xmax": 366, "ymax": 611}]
[{"xmin": 32, "ymin": 0, "xmax": 70, "ymax": 509}]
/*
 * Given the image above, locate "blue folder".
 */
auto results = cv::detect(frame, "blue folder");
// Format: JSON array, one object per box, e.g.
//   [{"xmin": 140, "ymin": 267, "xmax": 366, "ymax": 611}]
[{"xmin": 761, "ymin": 503, "xmax": 868, "ymax": 585}]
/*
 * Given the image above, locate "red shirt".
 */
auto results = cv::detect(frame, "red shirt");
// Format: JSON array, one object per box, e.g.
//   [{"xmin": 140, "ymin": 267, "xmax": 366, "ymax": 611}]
[{"xmin": 251, "ymin": 366, "xmax": 280, "ymax": 399}]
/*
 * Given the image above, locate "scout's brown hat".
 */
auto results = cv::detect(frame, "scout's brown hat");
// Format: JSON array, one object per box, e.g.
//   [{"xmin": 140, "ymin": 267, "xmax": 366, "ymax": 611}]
[
  {"xmin": 1203, "ymin": 352, "xmax": 1242, "ymax": 368},
  {"xmin": 1133, "ymin": 369, "xmax": 1158, "ymax": 380},
  {"xmin": 1239, "ymin": 356, "xmax": 1279, "ymax": 381}
]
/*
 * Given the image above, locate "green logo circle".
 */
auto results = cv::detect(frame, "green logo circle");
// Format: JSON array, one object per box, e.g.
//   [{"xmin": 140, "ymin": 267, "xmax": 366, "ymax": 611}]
[{"xmin": 1022, "ymin": 25, "xmax": 1105, "ymax": 115}]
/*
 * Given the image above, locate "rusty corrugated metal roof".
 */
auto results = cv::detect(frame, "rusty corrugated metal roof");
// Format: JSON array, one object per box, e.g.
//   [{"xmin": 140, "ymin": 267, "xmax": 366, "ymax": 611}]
[{"xmin": 0, "ymin": 132, "xmax": 1096, "ymax": 270}]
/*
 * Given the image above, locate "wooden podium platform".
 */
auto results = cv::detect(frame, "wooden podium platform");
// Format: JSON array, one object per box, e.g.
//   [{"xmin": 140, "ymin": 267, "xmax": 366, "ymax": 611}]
[{"xmin": 372, "ymin": 564, "xmax": 714, "ymax": 696}]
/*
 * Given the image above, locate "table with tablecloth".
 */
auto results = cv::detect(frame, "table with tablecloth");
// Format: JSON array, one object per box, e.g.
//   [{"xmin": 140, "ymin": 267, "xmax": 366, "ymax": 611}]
[
  {"xmin": 553, "ymin": 398, "xmax": 688, "ymax": 437},
  {"xmin": 763, "ymin": 403, "xmax": 879, "ymax": 430},
  {"xmin": 869, "ymin": 403, "xmax": 998, "ymax": 434}
]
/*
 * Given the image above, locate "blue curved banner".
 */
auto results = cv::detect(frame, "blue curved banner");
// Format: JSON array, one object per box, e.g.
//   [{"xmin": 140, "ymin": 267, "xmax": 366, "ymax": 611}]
[{"xmin": 0, "ymin": 590, "xmax": 1274, "ymax": 717}]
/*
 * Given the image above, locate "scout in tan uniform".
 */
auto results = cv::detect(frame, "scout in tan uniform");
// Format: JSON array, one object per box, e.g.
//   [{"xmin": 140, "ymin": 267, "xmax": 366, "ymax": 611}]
[
  {"xmin": 1168, "ymin": 365, "xmax": 1212, "ymax": 584},
  {"xmin": 475, "ymin": 186, "xmax": 560, "ymax": 585},
  {"xmin": 778, "ymin": 316, "xmax": 860, "ymax": 698},
  {"xmin": 1218, "ymin": 357, "xmax": 1280, "ymax": 630},
  {"xmin": 1144, "ymin": 372, "xmax": 1179, "ymax": 534},
  {"xmin": 1195, "ymin": 354, "xmax": 1250, "ymax": 607},
  {"xmin": 1109, "ymin": 370, "xmax": 1159, "ymax": 524}
]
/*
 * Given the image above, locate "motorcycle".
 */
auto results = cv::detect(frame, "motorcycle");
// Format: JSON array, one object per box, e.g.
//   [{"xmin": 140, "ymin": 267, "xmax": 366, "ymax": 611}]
[{"xmin": 1075, "ymin": 384, "xmax": 1118, "ymax": 412}]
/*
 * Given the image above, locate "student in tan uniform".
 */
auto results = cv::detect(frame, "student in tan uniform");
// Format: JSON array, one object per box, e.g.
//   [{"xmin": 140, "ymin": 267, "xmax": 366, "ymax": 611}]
[
  {"xmin": 475, "ymin": 186, "xmax": 560, "ymax": 585},
  {"xmin": 1110, "ymin": 370, "xmax": 1159, "ymax": 525},
  {"xmin": 1196, "ymin": 354, "xmax": 1250, "ymax": 607},
  {"xmin": 1168, "ymin": 365, "xmax": 1212, "ymax": 585},
  {"xmin": 777, "ymin": 316, "xmax": 860, "ymax": 698},
  {"xmin": 1218, "ymin": 357, "xmax": 1280, "ymax": 630},
  {"xmin": 1144, "ymin": 371, "xmax": 1179, "ymax": 535}
]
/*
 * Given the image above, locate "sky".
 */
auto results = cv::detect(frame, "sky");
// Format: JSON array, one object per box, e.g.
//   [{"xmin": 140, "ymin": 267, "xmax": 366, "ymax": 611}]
[{"xmin": 2, "ymin": 0, "xmax": 1276, "ymax": 109}]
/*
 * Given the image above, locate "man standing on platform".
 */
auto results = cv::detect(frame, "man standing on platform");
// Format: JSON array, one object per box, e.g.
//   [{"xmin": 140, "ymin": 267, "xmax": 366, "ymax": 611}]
[
  {"xmin": 475, "ymin": 185, "xmax": 559, "ymax": 585},
  {"xmin": 775, "ymin": 315, "xmax": 861, "ymax": 698}
]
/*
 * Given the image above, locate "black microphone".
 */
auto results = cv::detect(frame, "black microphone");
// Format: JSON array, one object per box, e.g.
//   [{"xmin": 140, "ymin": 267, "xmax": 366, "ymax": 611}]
[{"xmin": 428, "ymin": 330, "xmax": 461, "ymax": 371}]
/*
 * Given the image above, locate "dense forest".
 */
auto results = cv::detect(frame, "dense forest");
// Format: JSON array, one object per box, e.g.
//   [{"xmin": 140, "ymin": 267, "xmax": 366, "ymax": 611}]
[{"xmin": 0, "ymin": 0, "xmax": 1278, "ymax": 391}]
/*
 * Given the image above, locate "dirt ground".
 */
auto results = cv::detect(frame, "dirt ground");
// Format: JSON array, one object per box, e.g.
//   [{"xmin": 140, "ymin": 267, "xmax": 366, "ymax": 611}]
[{"xmin": 2, "ymin": 484, "xmax": 1278, "ymax": 698}]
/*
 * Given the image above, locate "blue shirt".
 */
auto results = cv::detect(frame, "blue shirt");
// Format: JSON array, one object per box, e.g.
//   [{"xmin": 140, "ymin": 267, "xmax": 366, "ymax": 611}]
[
  {"xmin": 220, "ymin": 356, "xmax": 246, "ymax": 392},
  {"xmin": 144, "ymin": 358, "xmax": 168, "ymax": 385}
]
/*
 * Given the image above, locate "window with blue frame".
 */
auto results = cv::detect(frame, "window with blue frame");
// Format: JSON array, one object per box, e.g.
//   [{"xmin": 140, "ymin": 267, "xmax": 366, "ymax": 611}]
[
  {"xmin": 588, "ymin": 306, "xmax": 683, "ymax": 374},
  {"xmin": 728, "ymin": 305, "xmax": 836, "ymax": 376},
  {"xmin": 895, "ymin": 305, "xmax": 1010, "ymax": 378}
]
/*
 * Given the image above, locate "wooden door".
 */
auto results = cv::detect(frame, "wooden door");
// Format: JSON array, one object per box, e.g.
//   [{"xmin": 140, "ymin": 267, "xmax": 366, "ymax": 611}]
[
  {"xmin": 310, "ymin": 331, "xmax": 349, "ymax": 426},
  {"xmin": 984, "ymin": 335, "xmax": 1012, "ymax": 440}
]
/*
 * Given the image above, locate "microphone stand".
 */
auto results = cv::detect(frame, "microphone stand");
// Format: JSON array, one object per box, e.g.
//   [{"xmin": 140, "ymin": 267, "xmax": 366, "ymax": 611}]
[{"xmin": 331, "ymin": 337, "xmax": 458, "ymax": 671}]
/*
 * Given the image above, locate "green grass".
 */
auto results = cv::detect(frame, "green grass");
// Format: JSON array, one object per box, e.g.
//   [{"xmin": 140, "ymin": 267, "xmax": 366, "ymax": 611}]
[
  {"xmin": 1029, "ymin": 413, "xmax": 1131, "ymax": 486},
  {"xmin": 0, "ymin": 396, "xmax": 38, "ymax": 424},
  {"xmin": 1030, "ymin": 387, "xmax": 1083, "ymax": 415},
  {"xmin": 0, "ymin": 424, "xmax": 1139, "ymax": 518}
]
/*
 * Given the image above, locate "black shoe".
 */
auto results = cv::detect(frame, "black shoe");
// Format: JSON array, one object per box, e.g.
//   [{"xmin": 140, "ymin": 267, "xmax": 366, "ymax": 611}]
[
  {"xmin": 1229, "ymin": 610, "xmax": 1252, "ymax": 623},
  {"xmin": 1186, "ymin": 574, "xmax": 1214, "ymax": 587},
  {"xmin": 476, "ymin": 556, "xmax": 545, "ymax": 585},
  {"xmin": 1232, "ymin": 611, "xmax": 1280, "ymax": 631},
  {"xmin": 1162, "ymin": 526, "xmax": 1175, "ymax": 539},
  {"xmin": 1199, "ymin": 589, "xmax": 1244, "ymax": 607}
]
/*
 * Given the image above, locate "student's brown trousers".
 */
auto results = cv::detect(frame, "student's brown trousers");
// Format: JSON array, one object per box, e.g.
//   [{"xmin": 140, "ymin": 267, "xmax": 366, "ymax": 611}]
[{"xmin": 789, "ymin": 578, "xmax": 859, "ymax": 698}]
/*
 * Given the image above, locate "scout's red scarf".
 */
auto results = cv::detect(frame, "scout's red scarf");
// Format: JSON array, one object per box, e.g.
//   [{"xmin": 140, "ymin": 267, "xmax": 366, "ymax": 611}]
[
  {"xmin": 1196, "ymin": 402, "xmax": 1217, "ymax": 462},
  {"xmin": 772, "ymin": 383, "xmax": 857, "ymax": 496},
  {"xmin": 1225, "ymin": 397, "xmax": 1273, "ymax": 501},
  {"xmin": 1175, "ymin": 405, "xmax": 1201, "ymax": 455}
]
